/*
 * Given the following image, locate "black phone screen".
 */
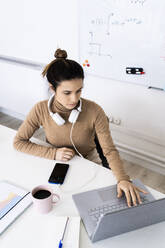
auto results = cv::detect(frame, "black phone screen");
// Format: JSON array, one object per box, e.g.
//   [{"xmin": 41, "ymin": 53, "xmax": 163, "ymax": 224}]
[{"xmin": 48, "ymin": 163, "xmax": 69, "ymax": 184}]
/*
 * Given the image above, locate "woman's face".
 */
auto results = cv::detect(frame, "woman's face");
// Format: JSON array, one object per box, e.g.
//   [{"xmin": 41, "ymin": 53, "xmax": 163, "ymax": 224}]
[{"xmin": 55, "ymin": 78, "xmax": 83, "ymax": 110}]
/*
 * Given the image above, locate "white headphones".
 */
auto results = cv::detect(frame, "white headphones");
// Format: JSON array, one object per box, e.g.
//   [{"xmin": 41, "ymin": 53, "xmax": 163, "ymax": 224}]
[{"xmin": 48, "ymin": 94, "xmax": 82, "ymax": 126}]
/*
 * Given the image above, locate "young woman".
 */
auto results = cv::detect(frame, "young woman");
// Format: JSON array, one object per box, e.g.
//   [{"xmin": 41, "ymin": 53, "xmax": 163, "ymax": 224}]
[{"xmin": 13, "ymin": 48, "xmax": 147, "ymax": 207}]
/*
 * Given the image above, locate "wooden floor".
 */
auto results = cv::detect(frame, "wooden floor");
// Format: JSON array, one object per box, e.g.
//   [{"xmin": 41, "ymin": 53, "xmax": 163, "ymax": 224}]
[{"xmin": 0, "ymin": 111, "xmax": 165, "ymax": 194}]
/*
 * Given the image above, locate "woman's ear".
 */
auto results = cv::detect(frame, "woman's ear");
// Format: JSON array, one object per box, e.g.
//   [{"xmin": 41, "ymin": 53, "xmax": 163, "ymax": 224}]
[{"xmin": 49, "ymin": 83, "xmax": 56, "ymax": 93}]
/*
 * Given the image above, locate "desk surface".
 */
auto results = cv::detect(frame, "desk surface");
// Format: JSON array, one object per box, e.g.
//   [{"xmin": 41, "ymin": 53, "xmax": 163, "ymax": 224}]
[{"xmin": 0, "ymin": 125, "xmax": 164, "ymax": 248}]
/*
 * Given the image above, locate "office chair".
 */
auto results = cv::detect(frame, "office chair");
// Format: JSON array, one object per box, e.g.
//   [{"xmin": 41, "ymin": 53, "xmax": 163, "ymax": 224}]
[
  {"xmin": 94, "ymin": 115, "xmax": 111, "ymax": 169},
  {"xmin": 94, "ymin": 134, "xmax": 110, "ymax": 169}
]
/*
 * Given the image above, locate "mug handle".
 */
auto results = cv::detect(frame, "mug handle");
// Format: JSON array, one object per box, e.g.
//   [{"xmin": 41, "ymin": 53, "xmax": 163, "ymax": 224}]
[{"xmin": 52, "ymin": 193, "xmax": 60, "ymax": 204}]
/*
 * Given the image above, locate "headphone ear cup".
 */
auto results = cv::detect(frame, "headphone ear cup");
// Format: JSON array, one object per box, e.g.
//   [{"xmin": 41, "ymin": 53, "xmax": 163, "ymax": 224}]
[
  {"xmin": 52, "ymin": 113, "xmax": 65, "ymax": 126},
  {"xmin": 68, "ymin": 110, "xmax": 80, "ymax": 123}
]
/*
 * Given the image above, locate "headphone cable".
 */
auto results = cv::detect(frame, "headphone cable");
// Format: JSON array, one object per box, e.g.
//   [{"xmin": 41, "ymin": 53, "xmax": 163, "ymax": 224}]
[
  {"xmin": 56, "ymin": 122, "xmax": 100, "ymax": 193},
  {"xmin": 70, "ymin": 122, "xmax": 84, "ymax": 158}
]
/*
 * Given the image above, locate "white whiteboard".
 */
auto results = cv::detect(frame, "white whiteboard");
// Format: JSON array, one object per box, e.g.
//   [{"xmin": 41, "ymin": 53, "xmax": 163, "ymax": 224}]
[
  {"xmin": 0, "ymin": 0, "xmax": 74, "ymax": 64},
  {"xmin": 79, "ymin": 0, "xmax": 165, "ymax": 89},
  {"xmin": 0, "ymin": 0, "xmax": 54, "ymax": 63}
]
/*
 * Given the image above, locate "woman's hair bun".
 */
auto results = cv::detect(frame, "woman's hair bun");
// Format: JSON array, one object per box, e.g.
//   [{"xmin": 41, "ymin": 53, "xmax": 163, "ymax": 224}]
[{"xmin": 54, "ymin": 48, "xmax": 67, "ymax": 59}]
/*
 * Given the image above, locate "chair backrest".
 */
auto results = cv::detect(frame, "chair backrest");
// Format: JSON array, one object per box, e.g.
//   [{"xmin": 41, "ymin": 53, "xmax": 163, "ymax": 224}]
[{"xmin": 94, "ymin": 134, "xmax": 110, "ymax": 169}]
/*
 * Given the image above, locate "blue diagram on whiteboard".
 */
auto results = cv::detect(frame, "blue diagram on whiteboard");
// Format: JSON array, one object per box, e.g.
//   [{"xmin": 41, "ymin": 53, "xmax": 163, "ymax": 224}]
[{"xmin": 79, "ymin": 0, "xmax": 165, "ymax": 88}]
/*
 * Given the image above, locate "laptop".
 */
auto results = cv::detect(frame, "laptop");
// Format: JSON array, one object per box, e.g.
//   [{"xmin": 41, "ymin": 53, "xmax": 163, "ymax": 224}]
[{"xmin": 72, "ymin": 179, "xmax": 165, "ymax": 242}]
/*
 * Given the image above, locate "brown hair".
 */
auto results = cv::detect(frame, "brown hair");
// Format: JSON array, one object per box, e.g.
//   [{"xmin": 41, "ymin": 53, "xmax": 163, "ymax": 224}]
[{"xmin": 42, "ymin": 48, "xmax": 84, "ymax": 91}]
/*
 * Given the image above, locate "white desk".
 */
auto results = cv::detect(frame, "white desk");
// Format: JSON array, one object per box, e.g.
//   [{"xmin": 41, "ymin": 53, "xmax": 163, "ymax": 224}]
[{"xmin": 0, "ymin": 125, "xmax": 165, "ymax": 248}]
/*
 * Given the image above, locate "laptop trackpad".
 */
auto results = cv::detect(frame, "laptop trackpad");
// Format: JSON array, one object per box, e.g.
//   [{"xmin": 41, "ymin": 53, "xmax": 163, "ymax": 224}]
[
  {"xmin": 98, "ymin": 188, "xmax": 117, "ymax": 201},
  {"xmin": 97, "ymin": 187, "xmax": 125, "ymax": 204}
]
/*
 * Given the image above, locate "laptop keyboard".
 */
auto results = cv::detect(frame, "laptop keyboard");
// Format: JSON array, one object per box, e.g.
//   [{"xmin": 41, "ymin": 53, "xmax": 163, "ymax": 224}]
[{"xmin": 88, "ymin": 196, "xmax": 149, "ymax": 223}]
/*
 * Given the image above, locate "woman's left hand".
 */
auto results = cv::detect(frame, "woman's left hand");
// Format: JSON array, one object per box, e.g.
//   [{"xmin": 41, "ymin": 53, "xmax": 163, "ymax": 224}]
[{"xmin": 117, "ymin": 180, "xmax": 148, "ymax": 207}]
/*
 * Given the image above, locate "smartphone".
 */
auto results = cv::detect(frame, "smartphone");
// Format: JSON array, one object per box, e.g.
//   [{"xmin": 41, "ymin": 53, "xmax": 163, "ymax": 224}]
[{"xmin": 48, "ymin": 163, "xmax": 69, "ymax": 184}]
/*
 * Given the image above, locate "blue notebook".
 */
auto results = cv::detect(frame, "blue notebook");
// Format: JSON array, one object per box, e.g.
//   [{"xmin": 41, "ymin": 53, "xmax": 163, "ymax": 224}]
[{"xmin": 0, "ymin": 181, "xmax": 32, "ymax": 235}]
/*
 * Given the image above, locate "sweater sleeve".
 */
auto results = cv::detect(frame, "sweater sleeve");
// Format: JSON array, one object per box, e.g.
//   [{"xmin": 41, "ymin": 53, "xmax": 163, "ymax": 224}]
[
  {"xmin": 94, "ymin": 106, "xmax": 130, "ymax": 182},
  {"xmin": 13, "ymin": 102, "xmax": 57, "ymax": 160}
]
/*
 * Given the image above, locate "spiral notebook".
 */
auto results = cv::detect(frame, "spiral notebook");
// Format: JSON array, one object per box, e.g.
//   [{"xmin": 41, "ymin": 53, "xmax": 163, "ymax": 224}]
[
  {"xmin": 0, "ymin": 181, "xmax": 32, "ymax": 235},
  {"xmin": 45, "ymin": 216, "xmax": 81, "ymax": 248}
]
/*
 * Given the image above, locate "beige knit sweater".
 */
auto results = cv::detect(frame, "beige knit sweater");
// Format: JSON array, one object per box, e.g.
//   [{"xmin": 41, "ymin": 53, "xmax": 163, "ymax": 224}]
[{"xmin": 13, "ymin": 97, "xmax": 130, "ymax": 182}]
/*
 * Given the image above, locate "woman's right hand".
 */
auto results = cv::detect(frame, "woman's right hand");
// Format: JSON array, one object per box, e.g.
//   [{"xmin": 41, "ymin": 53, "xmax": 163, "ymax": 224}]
[{"xmin": 55, "ymin": 147, "xmax": 75, "ymax": 162}]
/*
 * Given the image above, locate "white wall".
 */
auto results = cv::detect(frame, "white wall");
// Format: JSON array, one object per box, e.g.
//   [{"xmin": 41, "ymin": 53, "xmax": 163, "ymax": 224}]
[
  {"xmin": 0, "ymin": 0, "xmax": 165, "ymax": 173},
  {"xmin": 82, "ymin": 75, "xmax": 165, "ymax": 174},
  {"xmin": 83, "ymin": 75, "xmax": 165, "ymax": 142},
  {"xmin": 0, "ymin": 62, "xmax": 49, "ymax": 118}
]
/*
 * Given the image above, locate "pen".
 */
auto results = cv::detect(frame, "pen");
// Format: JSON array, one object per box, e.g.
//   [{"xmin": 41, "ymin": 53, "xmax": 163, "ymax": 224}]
[
  {"xmin": 148, "ymin": 86, "xmax": 164, "ymax": 91},
  {"xmin": 58, "ymin": 217, "xmax": 69, "ymax": 248}
]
